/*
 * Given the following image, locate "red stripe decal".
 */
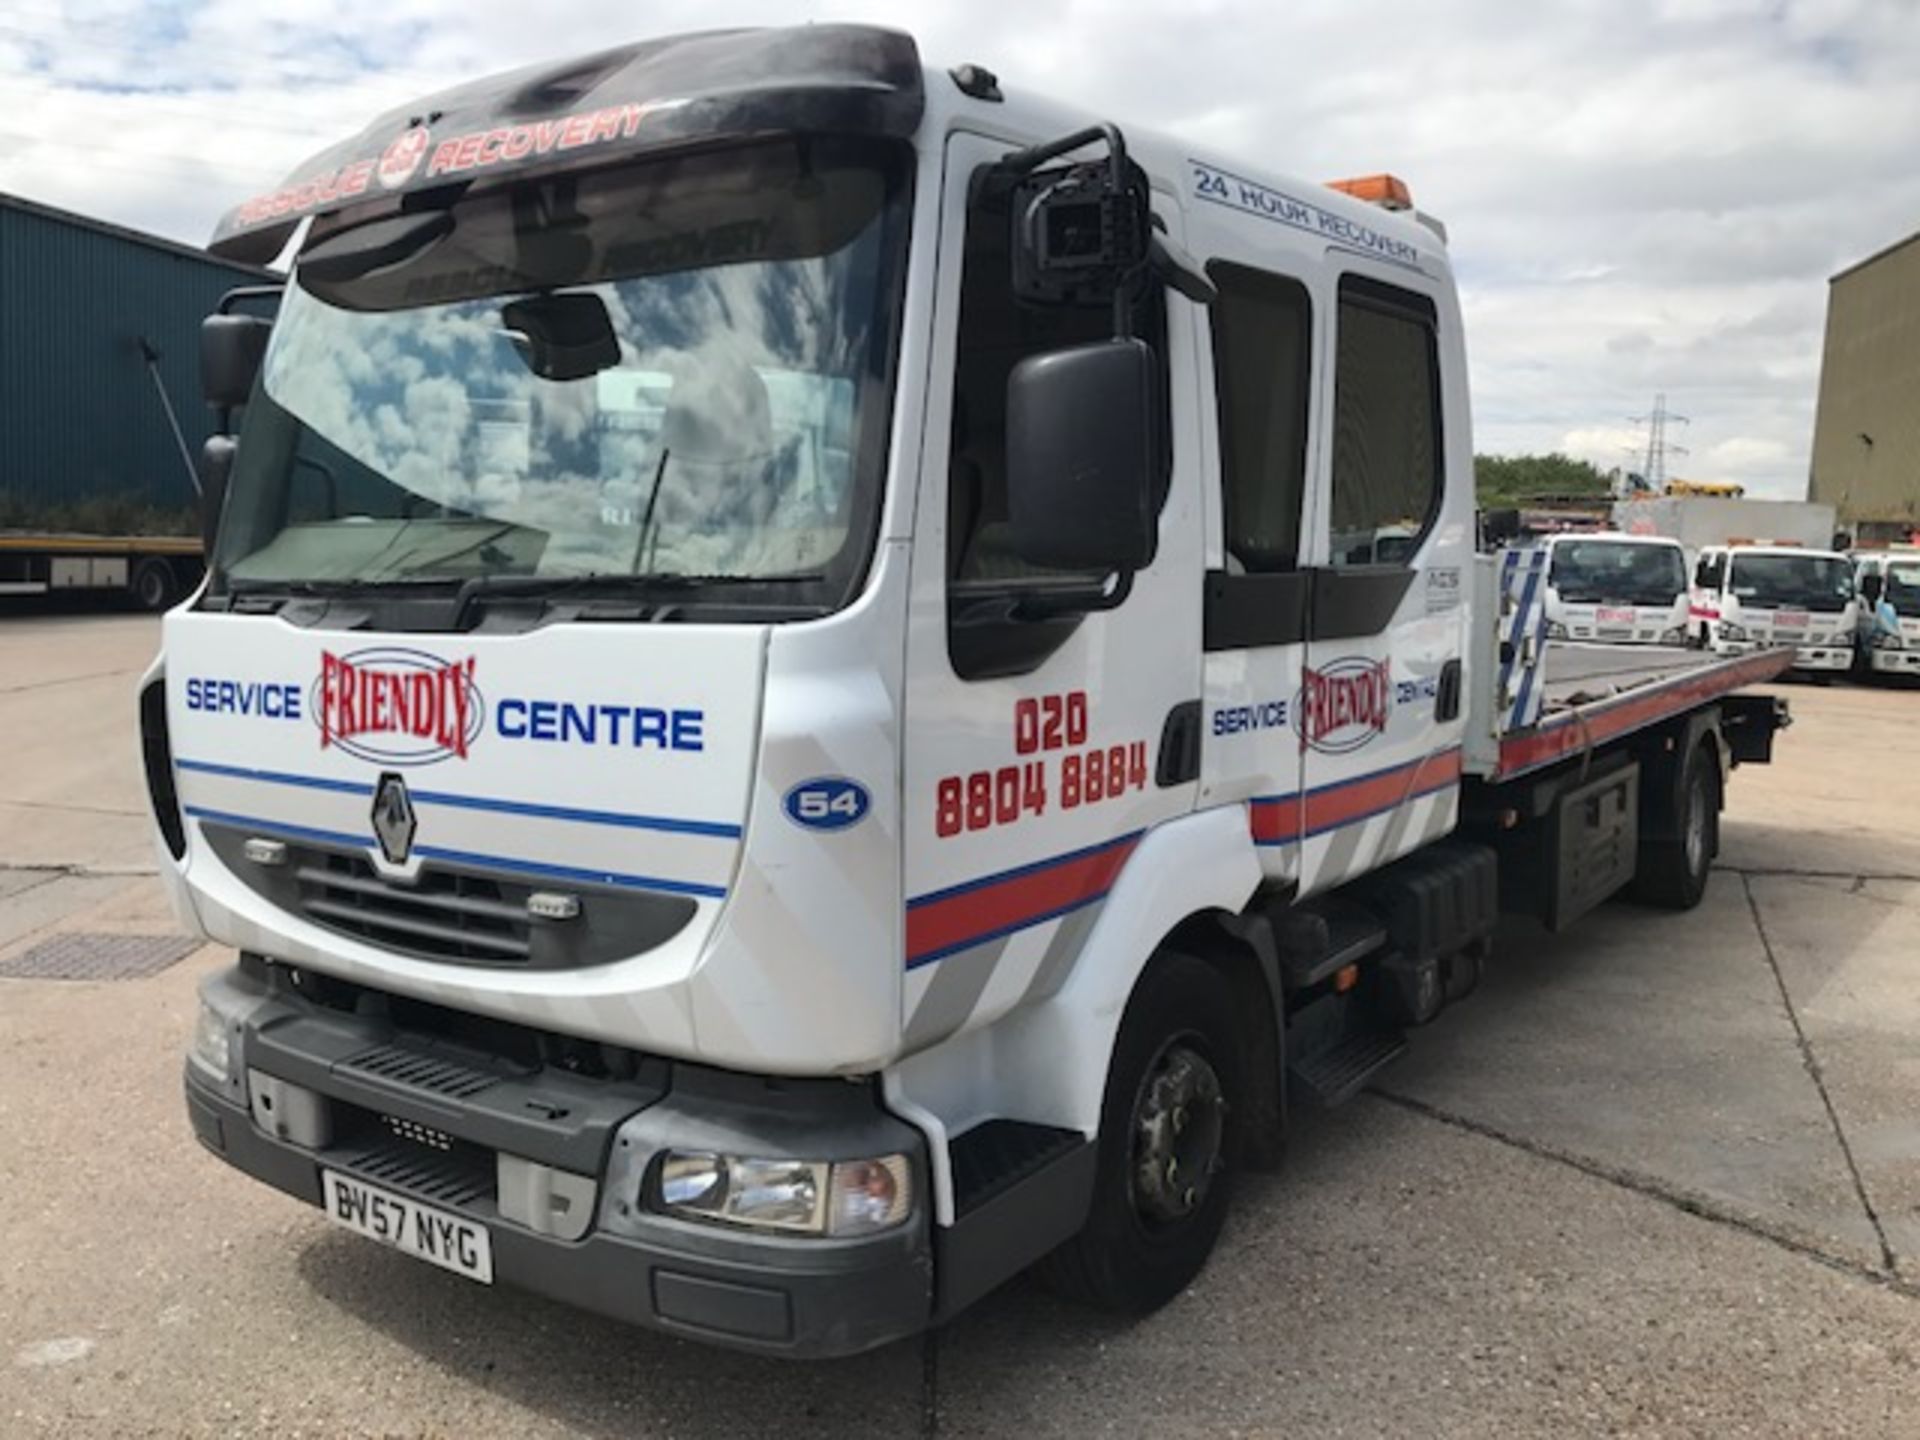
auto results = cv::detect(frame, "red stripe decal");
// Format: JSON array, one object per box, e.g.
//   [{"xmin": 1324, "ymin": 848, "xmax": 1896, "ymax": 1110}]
[
  {"xmin": 1249, "ymin": 748, "xmax": 1464, "ymax": 846},
  {"xmin": 1497, "ymin": 648, "xmax": 1790, "ymax": 777},
  {"xmin": 906, "ymin": 836, "xmax": 1140, "ymax": 966}
]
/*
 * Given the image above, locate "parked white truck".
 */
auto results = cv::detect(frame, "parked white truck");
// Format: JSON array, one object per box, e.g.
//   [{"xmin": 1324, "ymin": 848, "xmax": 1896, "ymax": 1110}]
[
  {"xmin": 149, "ymin": 27, "xmax": 1795, "ymax": 1356},
  {"xmin": 1535, "ymin": 532, "xmax": 1691, "ymax": 645},
  {"xmin": 1690, "ymin": 544, "xmax": 1859, "ymax": 673},
  {"xmin": 1851, "ymin": 549, "xmax": 1920, "ymax": 676}
]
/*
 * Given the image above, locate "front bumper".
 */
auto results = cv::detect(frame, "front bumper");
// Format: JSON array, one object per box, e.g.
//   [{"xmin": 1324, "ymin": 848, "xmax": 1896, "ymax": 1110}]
[
  {"xmin": 184, "ymin": 963, "xmax": 932, "ymax": 1358},
  {"xmin": 1710, "ymin": 637, "xmax": 1852, "ymax": 671},
  {"xmin": 1869, "ymin": 647, "xmax": 1920, "ymax": 674}
]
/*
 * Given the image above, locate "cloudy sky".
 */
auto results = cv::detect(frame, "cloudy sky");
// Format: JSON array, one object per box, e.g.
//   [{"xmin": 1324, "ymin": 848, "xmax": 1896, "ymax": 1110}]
[{"xmin": 4, "ymin": 0, "xmax": 1917, "ymax": 497}]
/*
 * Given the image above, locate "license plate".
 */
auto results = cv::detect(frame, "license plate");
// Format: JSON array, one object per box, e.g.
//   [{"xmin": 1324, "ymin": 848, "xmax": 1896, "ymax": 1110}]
[
  {"xmin": 1597, "ymin": 606, "xmax": 1636, "ymax": 624},
  {"xmin": 322, "ymin": 1171, "xmax": 493, "ymax": 1284},
  {"xmin": 1774, "ymin": 610, "xmax": 1810, "ymax": 628}
]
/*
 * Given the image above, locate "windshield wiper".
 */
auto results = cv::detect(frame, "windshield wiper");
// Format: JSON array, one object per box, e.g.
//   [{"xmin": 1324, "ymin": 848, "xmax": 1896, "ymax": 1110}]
[{"xmin": 452, "ymin": 570, "xmax": 826, "ymax": 626}]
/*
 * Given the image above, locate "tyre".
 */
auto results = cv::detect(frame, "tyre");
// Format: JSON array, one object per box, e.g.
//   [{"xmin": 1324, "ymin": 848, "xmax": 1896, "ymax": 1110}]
[
  {"xmin": 1036, "ymin": 953, "xmax": 1244, "ymax": 1313},
  {"xmin": 130, "ymin": 559, "xmax": 177, "ymax": 613},
  {"xmin": 1630, "ymin": 741, "xmax": 1718, "ymax": 910}
]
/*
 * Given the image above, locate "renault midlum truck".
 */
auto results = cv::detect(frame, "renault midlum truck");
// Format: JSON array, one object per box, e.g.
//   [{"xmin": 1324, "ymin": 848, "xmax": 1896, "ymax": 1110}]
[{"xmin": 150, "ymin": 27, "xmax": 1794, "ymax": 1355}]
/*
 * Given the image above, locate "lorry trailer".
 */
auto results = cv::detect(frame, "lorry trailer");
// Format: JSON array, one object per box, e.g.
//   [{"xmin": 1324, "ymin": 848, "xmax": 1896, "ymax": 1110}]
[
  {"xmin": 152, "ymin": 26, "xmax": 1795, "ymax": 1356},
  {"xmin": 0, "ymin": 531, "xmax": 201, "ymax": 611}
]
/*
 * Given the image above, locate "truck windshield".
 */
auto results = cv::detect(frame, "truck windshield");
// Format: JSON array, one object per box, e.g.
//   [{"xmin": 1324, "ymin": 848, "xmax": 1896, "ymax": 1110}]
[
  {"xmin": 212, "ymin": 137, "xmax": 909, "ymax": 616},
  {"xmin": 1729, "ymin": 553, "xmax": 1854, "ymax": 611},
  {"xmin": 1885, "ymin": 562, "xmax": 1920, "ymax": 615},
  {"xmin": 1548, "ymin": 540, "xmax": 1686, "ymax": 604}
]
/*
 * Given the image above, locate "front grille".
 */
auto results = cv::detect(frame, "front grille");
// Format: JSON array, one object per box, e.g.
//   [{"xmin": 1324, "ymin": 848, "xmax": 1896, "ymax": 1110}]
[
  {"xmin": 331, "ymin": 1101, "xmax": 497, "ymax": 1210},
  {"xmin": 296, "ymin": 851, "xmax": 532, "ymax": 964}
]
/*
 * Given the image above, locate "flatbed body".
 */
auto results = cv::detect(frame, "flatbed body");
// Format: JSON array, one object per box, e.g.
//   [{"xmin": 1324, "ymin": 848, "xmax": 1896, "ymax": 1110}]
[{"xmin": 0, "ymin": 531, "xmax": 202, "ymax": 609}]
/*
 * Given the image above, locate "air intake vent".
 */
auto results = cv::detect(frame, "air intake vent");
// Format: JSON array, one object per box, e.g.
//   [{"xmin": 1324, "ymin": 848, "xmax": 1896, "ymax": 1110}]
[
  {"xmin": 139, "ymin": 678, "xmax": 186, "ymax": 859},
  {"xmin": 296, "ymin": 852, "xmax": 532, "ymax": 964}
]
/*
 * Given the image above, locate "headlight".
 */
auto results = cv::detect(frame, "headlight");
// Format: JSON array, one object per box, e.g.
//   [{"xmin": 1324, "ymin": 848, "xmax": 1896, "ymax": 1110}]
[
  {"xmin": 656, "ymin": 1150, "xmax": 912, "ymax": 1237},
  {"xmin": 1875, "ymin": 632, "xmax": 1905, "ymax": 650},
  {"xmin": 1544, "ymin": 620, "xmax": 1568, "ymax": 639},
  {"xmin": 1717, "ymin": 622, "xmax": 1746, "ymax": 641},
  {"xmin": 189, "ymin": 997, "xmax": 232, "ymax": 1082}
]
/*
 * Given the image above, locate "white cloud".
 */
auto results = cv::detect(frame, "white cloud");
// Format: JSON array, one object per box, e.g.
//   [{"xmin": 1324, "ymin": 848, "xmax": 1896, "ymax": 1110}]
[{"xmin": 5, "ymin": 0, "xmax": 1915, "ymax": 498}]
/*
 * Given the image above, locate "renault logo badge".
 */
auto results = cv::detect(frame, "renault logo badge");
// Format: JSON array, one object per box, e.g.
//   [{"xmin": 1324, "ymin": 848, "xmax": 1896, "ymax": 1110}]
[{"xmin": 371, "ymin": 772, "xmax": 418, "ymax": 866}]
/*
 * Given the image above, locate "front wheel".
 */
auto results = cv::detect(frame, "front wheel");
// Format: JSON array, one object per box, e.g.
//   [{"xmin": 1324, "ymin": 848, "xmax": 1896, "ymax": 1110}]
[{"xmin": 1036, "ymin": 953, "xmax": 1244, "ymax": 1313}]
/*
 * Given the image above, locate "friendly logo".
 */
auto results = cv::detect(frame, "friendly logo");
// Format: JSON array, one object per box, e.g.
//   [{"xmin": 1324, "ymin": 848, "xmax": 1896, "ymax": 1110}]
[
  {"xmin": 377, "ymin": 126, "xmax": 432, "ymax": 189},
  {"xmin": 312, "ymin": 647, "xmax": 484, "ymax": 766},
  {"xmin": 1296, "ymin": 658, "xmax": 1393, "ymax": 754}
]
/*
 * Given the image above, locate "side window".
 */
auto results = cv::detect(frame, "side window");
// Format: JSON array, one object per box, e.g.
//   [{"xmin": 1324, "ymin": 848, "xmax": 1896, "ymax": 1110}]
[
  {"xmin": 943, "ymin": 170, "xmax": 1168, "ymax": 681},
  {"xmin": 1207, "ymin": 263, "xmax": 1312, "ymax": 573},
  {"xmin": 1329, "ymin": 277, "xmax": 1441, "ymax": 568},
  {"xmin": 1697, "ymin": 553, "xmax": 1725, "ymax": 589}
]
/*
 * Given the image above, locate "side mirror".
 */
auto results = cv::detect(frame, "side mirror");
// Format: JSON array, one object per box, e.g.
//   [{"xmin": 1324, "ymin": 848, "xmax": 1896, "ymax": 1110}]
[
  {"xmin": 1861, "ymin": 572, "xmax": 1883, "ymax": 603},
  {"xmin": 1006, "ymin": 338, "xmax": 1159, "ymax": 575},
  {"xmin": 199, "ymin": 435, "xmax": 235, "ymax": 554},
  {"xmin": 201, "ymin": 313, "xmax": 272, "ymax": 410}
]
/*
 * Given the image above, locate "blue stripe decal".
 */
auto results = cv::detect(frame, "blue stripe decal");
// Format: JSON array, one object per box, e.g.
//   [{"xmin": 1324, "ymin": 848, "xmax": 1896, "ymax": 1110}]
[
  {"xmin": 406, "ymin": 789, "xmax": 741, "ymax": 839},
  {"xmin": 176, "ymin": 757, "xmax": 740, "ymax": 839},
  {"xmin": 906, "ymin": 830, "xmax": 1145, "ymax": 911},
  {"xmin": 185, "ymin": 807, "xmax": 726, "ymax": 900},
  {"xmin": 183, "ymin": 805, "xmax": 370, "ymax": 850},
  {"xmin": 1507, "ymin": 554, "xmax": 1545, "ymax": 730},
  {"xmin": 178, "ymin": 759, "xmax": 369, "ymax": 796}
]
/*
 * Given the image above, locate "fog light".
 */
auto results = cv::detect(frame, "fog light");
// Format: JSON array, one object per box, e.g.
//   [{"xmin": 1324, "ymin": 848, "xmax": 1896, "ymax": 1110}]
[
  {"xmin": 190, "ymin": 998, "xmax": 231, "ymax": 1082},
  {"xmin": 654, "ymin": 1150, "xmax": 914, "ymax": 1236},
  {"xmin": 1718, "ymin": 622, "xmax": 1747, "ymax": 641},
  {"xmin": 1544, "ymin": 620, "xmax": 1568, "ymax": 639},
  {"xmin": 829, "ymin": 1155, "xmax": 912, "ymax": 1236}
]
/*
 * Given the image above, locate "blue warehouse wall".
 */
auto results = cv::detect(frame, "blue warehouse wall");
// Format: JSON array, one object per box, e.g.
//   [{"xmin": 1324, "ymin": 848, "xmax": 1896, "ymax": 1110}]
[{"xmin": 0, "ymin": 194, "xmax": 271, "ymax": 523}]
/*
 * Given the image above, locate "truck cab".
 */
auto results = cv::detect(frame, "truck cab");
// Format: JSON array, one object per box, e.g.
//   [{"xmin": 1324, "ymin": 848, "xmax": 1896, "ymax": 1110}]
[
  {"xmin": 1852, "ymin": 550, "xmax": 1920, "ymax": 676},
  {"xmin": 1690, "ymin": 543, "xmax": 1858, "ymax": 672},
  {"xmin": 1537, "ymin": 532, "xmax": 1690, "ymax": 645},
  {"xmin": 148, "ymin": 25, "xmax": 1788, "ymax": 1358}
]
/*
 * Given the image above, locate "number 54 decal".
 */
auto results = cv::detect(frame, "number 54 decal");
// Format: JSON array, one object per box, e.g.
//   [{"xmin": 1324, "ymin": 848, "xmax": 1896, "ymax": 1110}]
[{"xmin": 784, "ymin": 777, "xmax": 871, "ymax": 832}]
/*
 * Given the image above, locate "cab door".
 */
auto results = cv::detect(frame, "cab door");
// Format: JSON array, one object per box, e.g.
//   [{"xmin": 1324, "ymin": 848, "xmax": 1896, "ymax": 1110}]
[
  {"xmin": 1295, "ymin": 266, "xmax": 1470, "ymax": 897},
  {"xmin": 1193, "ymin": 262, "xmax": 1318, "ymax": 887},
  {"xmin": 895, "ymin": 133, "xmax": 1204, "ymax": 1050}
]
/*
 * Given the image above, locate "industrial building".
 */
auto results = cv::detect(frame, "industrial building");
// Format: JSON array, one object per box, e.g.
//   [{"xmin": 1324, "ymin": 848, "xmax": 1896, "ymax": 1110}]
[
  {"xmin": 0, "ymin": 192, "xmax": 269, "ymax": 530},
  {"xmin": 1809, "ymin": 227, "xmax": 1920, "ymax": 541}
]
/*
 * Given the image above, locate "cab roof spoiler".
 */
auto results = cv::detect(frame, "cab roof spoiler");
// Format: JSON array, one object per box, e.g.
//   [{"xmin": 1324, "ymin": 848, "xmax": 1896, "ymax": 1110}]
[{"xmin": 208, "ymin": 24, "xmax": 925, "ymax": 266}]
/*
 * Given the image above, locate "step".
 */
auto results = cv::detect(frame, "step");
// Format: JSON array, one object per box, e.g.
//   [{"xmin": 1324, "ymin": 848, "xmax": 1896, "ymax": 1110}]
[
  {"xmin": 1289, "ymin": 1029, "xmax": 1408, "ymax": 1107},
  {"xmin": 1274, "ymin": 898, "xmax": 1390, "ymax": 990}
]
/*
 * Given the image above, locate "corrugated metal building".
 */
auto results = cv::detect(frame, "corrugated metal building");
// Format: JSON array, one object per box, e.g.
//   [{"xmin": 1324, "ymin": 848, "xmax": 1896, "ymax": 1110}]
[
  {"xmin": 1808, "ymin": 228, "xmax": 1920, "ymax": 540},
  {"xmin": 0, "ymin": 192, "xmax": 270, "ymax": 525}
]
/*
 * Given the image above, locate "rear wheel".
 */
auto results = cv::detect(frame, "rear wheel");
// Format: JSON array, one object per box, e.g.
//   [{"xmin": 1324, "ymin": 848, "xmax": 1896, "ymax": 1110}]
[
  {"xmin": 1630, "ymin": 741, "xmax": 1718, "ymax": 910},
  {"xmin": 1037, "ymin": 954, "xmax": 1243, "ymax": 1313},
  {"xmin": 130, "ymin": 559, "xmax": 176, "ymax": 613}
]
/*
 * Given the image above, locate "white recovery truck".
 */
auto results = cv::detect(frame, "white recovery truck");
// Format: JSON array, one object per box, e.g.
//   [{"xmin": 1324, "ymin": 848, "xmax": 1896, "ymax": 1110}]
[
  {"xmin": 1533, "ymin": 532, "xmax": 1692, "ymax": 646},
  {"xmin": 151, "ymin": 27, "xmax": 1796, "ymax": 1356},
  {"xmin": 1690, "ymin": 544, "xmax": 1859, "ymax": 673}
]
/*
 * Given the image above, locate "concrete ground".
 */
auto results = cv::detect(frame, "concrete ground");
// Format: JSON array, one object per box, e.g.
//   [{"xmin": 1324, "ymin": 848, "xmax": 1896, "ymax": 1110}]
[{"xmin": 2, "ymin": 612, "xmax": 1918, "ymax": 1437}]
